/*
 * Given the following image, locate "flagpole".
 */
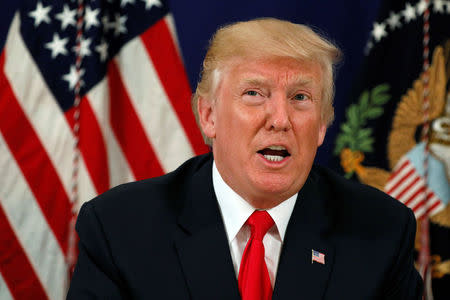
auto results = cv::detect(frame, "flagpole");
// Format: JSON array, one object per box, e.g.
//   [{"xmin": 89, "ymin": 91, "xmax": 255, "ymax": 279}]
[
  {"xmin": 419, "ymin": 1, "xmax": 433, "ymax": 299},
  {"xmin": 67, "ymin": 0, "xmax": 85, "ymax": 287}
]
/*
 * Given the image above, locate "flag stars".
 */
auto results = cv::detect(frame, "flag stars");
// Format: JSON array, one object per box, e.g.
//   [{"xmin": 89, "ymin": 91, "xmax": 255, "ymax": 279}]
[
  {"xmin": 73, "ymin": 37, "xmax": 92, "ymax": 57},
  {"xmin": 121, "ymin": 0, "xmax": 135, "ymax": 7},
  {"xmin": 45, "ymin": 33, "xmax": 68, "ymax": 58},
  {"xmin": 55, "ymin": 4, "xmax": 76, "ymax": 30},
  {"xmin": 433, "ymin": 0, "xmax": 445, "ymax": 13},
  {"xmin": 63, "ymin": 65, "xmax": 85, "ymax": 90},
  {"xmin": 142, "ymin": 0, "xmax": 162, "ymax": 10},
  {"xmin": 387, "ymin": 12, "xmax": 401, "ymax": 29},
  {"xmin": 417, "ymin": 0, "xmax": 429, "ymax": 15},
  {"xmin": 372, "ymin": 22, "xmax": 387, "ymax": 42},
  {"xmin": 28, "ymin": 1, "xmax": 52, "ymax": 27},
  {"xmin": 85, "ymin": 6, "xmax": 100, "ymax": 30},
  {"xmin": 95, "ymin": 40, "xmax": 109, "ymax": 62},
  {"xmin": 113, "ymin": 13, "xmax": 128, "ymax": 36},
  {"xmin": 402, "ymin": 3, "xmax": 417, "ymax": 22},
  {"xmin": 102, "ymin": 15, "xmax": 113, "ymax": 32}
]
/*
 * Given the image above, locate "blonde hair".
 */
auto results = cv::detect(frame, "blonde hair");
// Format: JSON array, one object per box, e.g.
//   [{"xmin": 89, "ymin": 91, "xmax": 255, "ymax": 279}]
[{"xmin": 192, "ymin": 18, "xmax": 341, "ymax": 145}]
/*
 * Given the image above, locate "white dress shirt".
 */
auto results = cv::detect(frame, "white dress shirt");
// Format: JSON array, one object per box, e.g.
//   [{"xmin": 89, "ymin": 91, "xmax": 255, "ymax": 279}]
[{"xmin": 212, "ymin": 162, "xmax": 297, "ymax": 287}]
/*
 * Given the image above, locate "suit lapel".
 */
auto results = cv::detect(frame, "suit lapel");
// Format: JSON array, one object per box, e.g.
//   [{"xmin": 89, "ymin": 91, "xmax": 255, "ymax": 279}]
[
  {"xmin": 174, "ymin": 155, "xmax": 240, "ymax": 300},
  {"xmin": 273, "ymin": 168, "xmax": 335, "ymax": 300}
]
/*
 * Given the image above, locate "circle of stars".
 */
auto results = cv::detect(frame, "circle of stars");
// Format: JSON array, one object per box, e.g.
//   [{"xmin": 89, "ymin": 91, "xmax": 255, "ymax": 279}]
[{"xmin": 365, "ymin": 0, "xmax": 450, "ymax": 55}]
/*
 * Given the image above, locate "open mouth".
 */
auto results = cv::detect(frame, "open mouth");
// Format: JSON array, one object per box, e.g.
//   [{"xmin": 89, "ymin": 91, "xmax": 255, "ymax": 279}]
[{"xmin": 257, "ymin": 146, "xmax": 291, "ymax": 162}]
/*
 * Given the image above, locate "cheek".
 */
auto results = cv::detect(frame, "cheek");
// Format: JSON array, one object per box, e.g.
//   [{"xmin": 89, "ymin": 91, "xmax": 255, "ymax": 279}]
[
  {"xmin": 214, "ymin": 104, "xmax": 247, "ymax": 150},
  {"xmin": 293, "ymin": 114, "xmax": 324, "ymax": 145},
  {"xmin": 221, "ymin": 104, "xmax": 261, "ymax": 136}
]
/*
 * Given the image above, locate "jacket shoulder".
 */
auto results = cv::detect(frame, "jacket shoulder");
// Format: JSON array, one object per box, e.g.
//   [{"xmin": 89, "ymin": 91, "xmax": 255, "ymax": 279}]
[{"xmin": 79, "ymin": 153, "xmax": 212, "ymax": 229}]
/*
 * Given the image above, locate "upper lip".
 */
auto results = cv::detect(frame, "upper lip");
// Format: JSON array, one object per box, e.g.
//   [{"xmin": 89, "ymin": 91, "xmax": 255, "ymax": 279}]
[{"xmin": 266, "ymin": 145, "xmax": 286, "ymax": 150}]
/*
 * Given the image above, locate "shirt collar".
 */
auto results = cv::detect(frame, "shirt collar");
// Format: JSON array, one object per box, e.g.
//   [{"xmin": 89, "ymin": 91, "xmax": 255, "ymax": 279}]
[{"xmin": 212, "ymin": 161, "xmax": 297, "ymax": 244}]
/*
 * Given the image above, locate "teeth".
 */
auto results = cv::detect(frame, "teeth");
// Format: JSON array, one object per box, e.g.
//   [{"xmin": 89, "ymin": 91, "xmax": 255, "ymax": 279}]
[
  {"xmin": 264, "ymin": 155, "xmax": 284, "ymax": 162},
  {"xmin": 267, "ymin": 145, "xmax": 286, "ymax": 150}
]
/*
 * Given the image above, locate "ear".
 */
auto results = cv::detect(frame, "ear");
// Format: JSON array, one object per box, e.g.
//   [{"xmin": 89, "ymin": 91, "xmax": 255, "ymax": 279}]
[
  {"xmin": 197, "ymin": 96, "xmax": 216, "ymax": 139},
  {"xmin": 317, "ymin": 122, "xmax": 327, "ymax": 147}
]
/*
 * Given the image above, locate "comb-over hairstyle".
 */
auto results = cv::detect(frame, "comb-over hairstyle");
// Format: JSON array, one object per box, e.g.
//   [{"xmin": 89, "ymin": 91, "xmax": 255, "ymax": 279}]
[{"xmin": 192, "ymin": 18, "xmax": 341, "ymax": 145}]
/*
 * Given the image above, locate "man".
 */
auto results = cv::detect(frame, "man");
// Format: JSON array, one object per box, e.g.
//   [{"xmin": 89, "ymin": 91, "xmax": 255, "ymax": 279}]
[{"xmin": 67, "ymin": 18, "xmax": 422, "ymax": 299}]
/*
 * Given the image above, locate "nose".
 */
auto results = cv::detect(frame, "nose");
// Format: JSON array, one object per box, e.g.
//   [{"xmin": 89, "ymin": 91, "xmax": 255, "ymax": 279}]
[{"xmin": 265, "ymin": 94, "xmax": 292, "ymax": 132}]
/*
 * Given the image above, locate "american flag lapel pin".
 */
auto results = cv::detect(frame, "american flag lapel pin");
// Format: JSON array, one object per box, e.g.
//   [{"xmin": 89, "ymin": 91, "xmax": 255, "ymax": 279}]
[{"xmin": 312, "ymin": 249, "xmax": 325, "ymax": 265}]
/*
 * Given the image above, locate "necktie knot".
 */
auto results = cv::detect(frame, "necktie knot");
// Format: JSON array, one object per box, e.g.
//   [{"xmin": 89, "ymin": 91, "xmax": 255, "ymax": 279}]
[{"xmin": 246, "ymin": 210, "xmax": 274, "ymax": 241}]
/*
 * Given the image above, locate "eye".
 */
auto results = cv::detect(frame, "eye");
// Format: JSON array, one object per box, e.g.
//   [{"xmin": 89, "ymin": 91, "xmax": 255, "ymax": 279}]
[
  {"xmin": 241, "ymin": 89, "xmax": 265, "ymax": 106},
  {"xmin": 293, "ymin": 93, "xmax": 310, "ymax": 101},
  {"xmin": 245, "ymin": 90, "xmax": 259, "ymax": 96}
]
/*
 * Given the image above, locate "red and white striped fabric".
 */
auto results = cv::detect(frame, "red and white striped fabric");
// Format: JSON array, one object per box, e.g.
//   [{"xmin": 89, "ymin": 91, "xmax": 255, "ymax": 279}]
[
  {"xmin": 385, "ymin": 157, "xmax": 445, "ymax": 220},
  {"xmin": 0, "ymin": 1, "xmax": 207, "ymax": 299}
]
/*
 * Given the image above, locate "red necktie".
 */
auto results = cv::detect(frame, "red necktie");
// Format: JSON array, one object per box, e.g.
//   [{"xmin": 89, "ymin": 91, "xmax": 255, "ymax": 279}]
[{"xmin": 238, "ymin": 210, "xmax": 275, "ymax": 300}]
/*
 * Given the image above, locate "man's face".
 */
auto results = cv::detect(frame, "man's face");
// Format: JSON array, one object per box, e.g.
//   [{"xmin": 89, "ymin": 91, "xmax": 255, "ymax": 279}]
[{"xmin": 199, "ymin": 56, "xmax": 327, "ymax": 208}]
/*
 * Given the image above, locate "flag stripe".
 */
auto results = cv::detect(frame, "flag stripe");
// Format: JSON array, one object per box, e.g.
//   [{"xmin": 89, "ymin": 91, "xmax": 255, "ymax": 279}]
[
  {"xmin": 386, "ymin": 168, "xmax": 415, "ymax": 196},
  {"xmin": 0, "ymin": 204, "xmax": 48, "ymax": 300},
  {"xmin": 0, "ymin": 64, "xmax": 70, "ymax": 255},
  {"xmin": 412, "ymin": 192, "xmax": 439, "ymax": 213},
  {"xmin": 406, "ymin": 191, "xmax": 442, "ymax": 219},
  {"xmin": 164, "ymin": 14, "xmax": 182, "ymax": 58},
  {"xmin": 4, "ymin": 13, "xmax": 97, "ymax": 206},
  {"xmin": 397, "ymin": 180, "xmax": 424, "ymax": 204},
  {"xmin": 414, "ymin": 202, "xmax": 441, "ymax": 220},
  {"xmin": 141, "ymin": 18, "xmax": 208, "ymax": 156},
  {"xmin": 413, "ymin": 197, "xmax": 431, "ymax": 214},
  {"xmin": 86, "ymin": 78, "xmax": 135, "ymax": 189},
  {"xmin": 404, "ymin": 186, "xmax": 426, "ymax": 207},
  {"xmin": 107, "ymin": 60, "xmax": 164, "ymax": 179},
  {"xmin": 0, "ymin": 132, "xmax": 67, "ymax": 300},
  {"xmin": 392, "ymin": 175, "xmax": 421, "ymax": 200},
  {"xmin": 424, "ymin": 200, "xmax": 444, "ymax": 217},
  {"xmin": 65, "ymin": 97, "xmax": 110, "ymax": 195},
  {"xmin": 406, "ymin": 192, "xmax": 427, "ymax": 215},
  {"xmin": 385, "ymin": 159, "xmax": 411, "ymax": 191},
  {"xmin": 115, "ymin": 36, "xmax": 195, "ymax": 172},
  {"xmin": 0, "ymin": 272, "xmax": 14, "ymax": 300}
]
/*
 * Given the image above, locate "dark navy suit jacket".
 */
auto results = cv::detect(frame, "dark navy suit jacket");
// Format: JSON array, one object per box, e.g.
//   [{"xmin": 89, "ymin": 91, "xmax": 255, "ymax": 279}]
[{"xmin": 67, "ymin": 153, "xmax": 422, "ymax": 299}]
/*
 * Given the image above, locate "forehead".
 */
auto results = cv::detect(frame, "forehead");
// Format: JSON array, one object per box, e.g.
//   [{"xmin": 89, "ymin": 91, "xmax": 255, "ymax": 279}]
[{"xmin": 223, "ymin": 56, "xmax": 323, "ymax": 87}]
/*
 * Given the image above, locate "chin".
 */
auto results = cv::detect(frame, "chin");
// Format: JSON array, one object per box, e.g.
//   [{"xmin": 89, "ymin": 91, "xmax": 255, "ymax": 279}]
[{"xmin": 252, "ymin": 175, "xmax": 298, "ymax": 198}]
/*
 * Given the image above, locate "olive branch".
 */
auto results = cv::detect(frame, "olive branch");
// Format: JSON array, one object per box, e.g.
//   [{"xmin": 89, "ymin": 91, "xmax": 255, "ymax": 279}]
[{"xmin": 334, "ymin": 84, "xmax": 391, "ymax": 155}]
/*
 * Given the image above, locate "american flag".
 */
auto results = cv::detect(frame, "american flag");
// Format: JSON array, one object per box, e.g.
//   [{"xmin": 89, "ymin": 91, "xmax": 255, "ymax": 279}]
[
  {"xmin": 384, "ymin": 150, "xmax": 445, "ymax": 220},
  {"xmin": 0, "ymin": 0, "xmax": 207, "ymax": 299},
  {"xmin": 312, "ymin": 249, "xmax": 325, "ymax": 265}
]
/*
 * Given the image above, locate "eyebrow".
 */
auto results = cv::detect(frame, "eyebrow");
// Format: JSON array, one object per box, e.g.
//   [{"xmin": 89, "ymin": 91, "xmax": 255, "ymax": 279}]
[
  {"xmin": 286, "ymin": 73, "xmax": 316, "ymax": 87},
  {"xmin": 240, "ymin": 77, "xmax": 269, "ymax": 87}
]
